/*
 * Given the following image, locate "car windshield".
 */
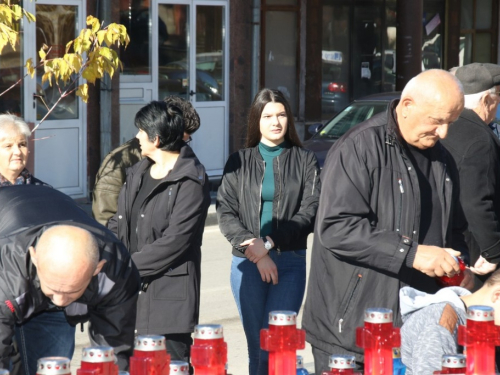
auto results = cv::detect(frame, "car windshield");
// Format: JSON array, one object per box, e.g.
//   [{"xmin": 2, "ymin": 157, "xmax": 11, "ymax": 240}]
[{"xmin": 315, "ymin": 101, "xmax": 389, "ymax": 139}]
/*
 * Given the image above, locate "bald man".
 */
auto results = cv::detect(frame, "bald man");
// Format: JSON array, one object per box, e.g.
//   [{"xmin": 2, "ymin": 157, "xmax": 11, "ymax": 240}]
[
  {"xmin": 0, "ymin": 185, "xmax": 140, "ymax": 375},
  {"xmin": 302, "ymin": 70, "xmax": 470, "ymax": 373}
]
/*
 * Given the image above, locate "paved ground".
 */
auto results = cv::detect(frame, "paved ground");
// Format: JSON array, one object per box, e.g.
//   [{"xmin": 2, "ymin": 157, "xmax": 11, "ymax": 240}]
[{"xmin": 72, "ymin": 201, "xmax": 316, "ymax": 374}]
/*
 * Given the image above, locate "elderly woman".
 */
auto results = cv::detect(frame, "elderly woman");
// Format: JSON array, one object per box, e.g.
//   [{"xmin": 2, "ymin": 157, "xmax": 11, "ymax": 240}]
[
  {"xmin": 108, "ymin": 101, "xmax": 211, "ymax": 372},
  {"xmin": 0, "ymin": 113, "xmax": 75, "ymax": 375},
  {"xmin": 0, "ymin": 114, "xmax": 43, "ymax": 186}
]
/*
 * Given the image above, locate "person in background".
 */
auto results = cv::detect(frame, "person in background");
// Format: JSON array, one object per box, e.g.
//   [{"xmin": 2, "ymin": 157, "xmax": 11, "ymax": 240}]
[
  {"xmin": 108, "ymin": 101, "xmax": 210, "ymax": 373},
  {"xmin": 0, "ymin": 185, "xmax": 140, "ymax": 375},
  {"xmin": 92, "ymin": 96, "xmax": 200, "ymax": 226},
  {"xmin": 217, "ymin": 88, "xmax": 320, "ymax": 375},
  {"xmin": 441, "ymin": 63, "xmax": 500, "ymax": 289},
  {"xmin": 302, "ymin": 69, "xmax": 471, "ymax": 373},
  {"xmin": 0, "ymin": 113, "xmax": 75, "ymax": 375}
]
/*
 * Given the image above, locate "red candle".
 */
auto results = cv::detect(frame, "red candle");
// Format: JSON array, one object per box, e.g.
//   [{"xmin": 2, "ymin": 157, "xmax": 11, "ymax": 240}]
[
  {"xmin": 260, "ymin": 311, "xmax": 306, "ymax": 375},
  {"xmin": 355, "ymin": 308, "xmax": 400, "ymax": 375},
  {"xmin": 433, "ymin": 354, "xmax": 466, "ymax": 374},
  {"xmin": 191, "ymin": 324, "xmax": 227, "ymax": 375},
  {"xmin": 78, "ymin": 346, "xmax": 118, "ymax": 375},
  {"xmin": 36, "ymin": 357, "xmax": 71, "ymax": 375},
  {"xmin": 458, "ymin": 305, "xmax": 499, "ymax": 375},
  {"xmin": 130, "ymin": 335, "xmax": 170, "ymax": 375},
  {"xmin": 321, "ymin": 355, "xmax": 361, "ymax": 375},
  {"xmin": 437, "ymin": 257, "xmax": 466, "ymax": 287},
  {"xmin": 169, "ymin": 360, "xmax": 189, "ymax": 374}
]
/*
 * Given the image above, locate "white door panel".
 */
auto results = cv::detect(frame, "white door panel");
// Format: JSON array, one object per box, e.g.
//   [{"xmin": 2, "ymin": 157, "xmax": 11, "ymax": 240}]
[
  {"xmin": 193, "ymin": 106, "xmax": 225, "ymax": 173},
  {"xmin": 23, "ymin": 0, "xmax": 87, "ymax": 198}
]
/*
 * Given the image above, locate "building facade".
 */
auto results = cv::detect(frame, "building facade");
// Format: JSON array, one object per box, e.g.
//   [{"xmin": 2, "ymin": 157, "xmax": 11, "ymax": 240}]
[{"xmin": 0, "ymin": 0, "xmax": 498, "ymax": 198}]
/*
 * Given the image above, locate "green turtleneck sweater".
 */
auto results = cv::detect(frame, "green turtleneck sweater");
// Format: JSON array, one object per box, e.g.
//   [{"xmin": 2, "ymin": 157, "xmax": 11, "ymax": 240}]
[{"xmin": 258, "ymin": 141, "xmax": 285, "ymax": 237}]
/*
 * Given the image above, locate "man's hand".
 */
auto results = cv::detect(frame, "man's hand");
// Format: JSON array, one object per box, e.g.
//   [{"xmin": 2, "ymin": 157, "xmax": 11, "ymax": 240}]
[
  {"xmin": 460, "ymin": 268, "xmax": 475, "ymax": 291},
  {"xmin": 470, "ymin": 256, "xmax": 497, "ymax": 275},
  {"xmin": 413, "ymin": 245, "xmax": 461, "ymax": 277},
  {"xmin": 256, "ymin": 255, "xmax": 278, "ymax": 285},
  {"xmin": 241, "ymin": 237, "xmax": 270, "ymax": 263}
]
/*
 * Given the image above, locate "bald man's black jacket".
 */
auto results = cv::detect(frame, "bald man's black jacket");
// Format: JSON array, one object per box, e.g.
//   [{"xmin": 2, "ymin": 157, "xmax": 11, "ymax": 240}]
[{"xmin": 0, "ymin": 185, "xmax": 140, "ymax": 370}]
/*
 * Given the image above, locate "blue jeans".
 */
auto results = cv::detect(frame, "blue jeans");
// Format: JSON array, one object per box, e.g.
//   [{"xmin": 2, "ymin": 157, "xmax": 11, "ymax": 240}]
[
  {"xmin": 14, "ymin": 311, "xmax": 75, "ymax": 375},
  {"xmin": 230, "ymin": 250, "xmax": 306, "ymax": 375}
]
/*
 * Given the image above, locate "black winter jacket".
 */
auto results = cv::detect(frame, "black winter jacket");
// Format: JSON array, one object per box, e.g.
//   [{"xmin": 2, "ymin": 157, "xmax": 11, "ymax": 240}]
[
  {"xmin": 216, "ymin": 144, "xmax": 320, "ymax": 256},
  {"xmin": 0, "ymin": 185, "xmax": 140, "ymax": 370},
  {"xmin": 108, "ymin": 145, "xmax": 211, "ymax": 334},
  {"xmin": 302, "ymin": 101, "xmax": 468, "ymax": 364},
  {"xmin": 441, "ymin": 109, "xmax": 500, "ymax": 265}
]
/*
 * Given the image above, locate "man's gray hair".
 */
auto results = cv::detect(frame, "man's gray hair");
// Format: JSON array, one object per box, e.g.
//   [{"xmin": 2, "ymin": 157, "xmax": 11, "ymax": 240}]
[
  {"xmin": 0, "ymin": 114, "xmax": 31, "ymax": 139},
  {"xmin": 464, "ymin": 87, "xmax": 496, "ymax": 110}
]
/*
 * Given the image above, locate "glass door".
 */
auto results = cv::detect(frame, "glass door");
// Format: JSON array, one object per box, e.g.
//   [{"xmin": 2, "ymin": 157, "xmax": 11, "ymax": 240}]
[
  {"xmin": 23, "ymin": 0, "xmax": 87, "ymax": 197},
  {"xmin": 156, "ymin": 0, "xmax": 228, "ymax": 177}
]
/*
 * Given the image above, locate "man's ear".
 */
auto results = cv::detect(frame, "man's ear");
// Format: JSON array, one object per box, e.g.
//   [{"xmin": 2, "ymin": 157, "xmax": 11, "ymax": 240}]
[
  {"xmin": 93, "ymin": 259, "xmax": 107, "ymax": 276},
  {"xmin": 400, "ymin": 97, "xmax": 414, "ymax": 119},
  {"xmin": 29, "ymin": 246, "xmax": 38, "ymax": 267}
]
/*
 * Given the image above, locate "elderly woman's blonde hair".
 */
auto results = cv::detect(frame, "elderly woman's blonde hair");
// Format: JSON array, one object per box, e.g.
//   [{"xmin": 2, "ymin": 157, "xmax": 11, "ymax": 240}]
[{"xmin": 0, "ymin": 113, "xmax": 31, "ymax": 139}]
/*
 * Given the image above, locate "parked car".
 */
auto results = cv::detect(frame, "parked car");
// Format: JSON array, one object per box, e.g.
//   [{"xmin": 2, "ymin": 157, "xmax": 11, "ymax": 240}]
[
  {"xmin": 322, "ymin": 50, "xmax": 349, "ymax": 115},
  {"xmin": 304, "ymin": 92, "xmax": 400, "ymax": 167},
  {"xmin": 158, "ymin": 61, "xmax": 222, "ymax": 102}
]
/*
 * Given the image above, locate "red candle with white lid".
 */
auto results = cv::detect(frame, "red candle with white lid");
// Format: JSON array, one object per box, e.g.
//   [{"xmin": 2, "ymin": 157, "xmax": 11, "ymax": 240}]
[
  {"xmin": 433, "ymin": 354, "xmax": 466, "ymax": 374},
  {"xmin": 260, "ymin": 311, "xmax": 306, "ymax": 375},
  {"xmin": 169, "ymin": 360, "xmax": 189, "ymax": 375},
  {"xmin": 36, "ymin": 357, "xmax": 71, "ymax": 375},
  {"xmin": 78, "ymin": 346, "xmax": 118, "ymax": 375},
  {"xmin": 191, "ymin": 324, "xmax": 227, "ymax": 375},
  {"xmin": 321, "ymin": 355, "xmax": 361, "ymax": 375},
  {"xmin": 355, "ymin": 308, "xmax": 400, "ymax": 375},
  {"xmin": 458, "ymin": 305, "xmax": 500, "ymax": 375},
  {"xmin": 130, "ymin": 335, "xmax": 170, "ymax": 375}
]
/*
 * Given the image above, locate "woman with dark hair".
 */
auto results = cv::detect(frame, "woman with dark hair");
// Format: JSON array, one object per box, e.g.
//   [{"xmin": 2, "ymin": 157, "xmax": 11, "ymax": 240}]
[
  {"xmin": 108, "ymin": 100, "xmax": 211, "ymax": 371},
  {"xmin": 217, "ymin": 89, "xmax": 320, "ymax": 374}
]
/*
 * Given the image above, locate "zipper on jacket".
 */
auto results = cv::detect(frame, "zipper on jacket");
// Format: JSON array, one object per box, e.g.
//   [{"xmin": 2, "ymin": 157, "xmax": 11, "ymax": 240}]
[
  {"xmin": 338, "ymin": 273, "xmax": 363, "ymax": 333},
  {"xmin": 311, "ymin": 169, "xmax": 317, "ymax": 196},
  {"xmin": 397, "ymin": 178, "xmax": 404, "ymax": 232},
  {"xmin": 258, "ymin": 160, "xmax": 265, "ymax": 235},
  {"xmin": 276, "ymin": 156, "xmax": 281, "ymax": 255}
]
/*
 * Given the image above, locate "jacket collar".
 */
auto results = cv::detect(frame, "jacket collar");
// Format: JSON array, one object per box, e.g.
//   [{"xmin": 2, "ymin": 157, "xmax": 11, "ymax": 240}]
[
  {"xmin": 250, "ymin": 141, "xmax": 293, "ymax": 161},
  {"xmin": 135, "ymin": 144, "xmax": 206, "ymax": 185},
  {"xmin": 385, "ymin": 99, "xmax": 405, "ymax": 147}
]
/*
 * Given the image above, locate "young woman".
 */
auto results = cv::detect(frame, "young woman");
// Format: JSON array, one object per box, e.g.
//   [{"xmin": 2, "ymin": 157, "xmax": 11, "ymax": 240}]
[{"xmin": 217, "ymin": 88, "xmax": 320, "ymax": 375}]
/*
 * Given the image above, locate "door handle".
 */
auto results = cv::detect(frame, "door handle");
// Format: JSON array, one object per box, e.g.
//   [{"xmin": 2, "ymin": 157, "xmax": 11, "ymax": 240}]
[{"xmin": 189, "ymin": 90, "xmax": 196, "ymax": 96}]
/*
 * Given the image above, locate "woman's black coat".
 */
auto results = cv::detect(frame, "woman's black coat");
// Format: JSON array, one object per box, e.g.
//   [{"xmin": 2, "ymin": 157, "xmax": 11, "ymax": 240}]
[{"xmin": 108, "ymin": 145, "xmax": 211, "ymax": 334}]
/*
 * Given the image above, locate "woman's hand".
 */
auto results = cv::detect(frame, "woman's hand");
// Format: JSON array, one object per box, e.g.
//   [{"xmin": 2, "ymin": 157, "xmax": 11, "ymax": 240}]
[
  {"xmin": 241, "ymin": 238, "xmax": 269, "ymax": 263},
  {"xmin": 256, "ymin": 255, "xmax": 278, "ymax": 285}
]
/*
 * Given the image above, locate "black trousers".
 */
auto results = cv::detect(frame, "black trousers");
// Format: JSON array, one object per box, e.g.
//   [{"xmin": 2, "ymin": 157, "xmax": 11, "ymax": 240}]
[{"xmin": 165, "ymin": 333, "xmax": 194, "ymax": 375}]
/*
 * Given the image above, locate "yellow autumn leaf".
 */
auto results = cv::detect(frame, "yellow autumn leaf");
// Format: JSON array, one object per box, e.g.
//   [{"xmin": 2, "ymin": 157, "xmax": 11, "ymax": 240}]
[
  {"xmin": 82, "ymin": 66, "xmax": 97, "ymax": 84},
  {"xmin": 39, "ymin": 49, "xmax": 46, "ymax": 60},
  {"xmin": 25, "ymin": 58, "xmax": 35, "ymax": 78},
  {"xmin": 97, "ymin": 30, "xmax": 106, "ymax": 46},
  {"xmin": 42, "ymin": 72, "xmax": 52, "ymax": 87},
  {"xmin": 64, "ymin": 53, "xmax": 82, "ymax": 72},
  {"xmin": 88, "ymin": 16, "xmax": 100, "ymax": 33},
  {"xmin": 65, "ymin": 40, "xmax": 74, "ymax": 54},
  {"xmin": 11, "ymin": 5, "xmax": 22, "ymax": 20},
  {"xmin": 76, "ymin": 83, "xmax": 89, "ymax": 103}
]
